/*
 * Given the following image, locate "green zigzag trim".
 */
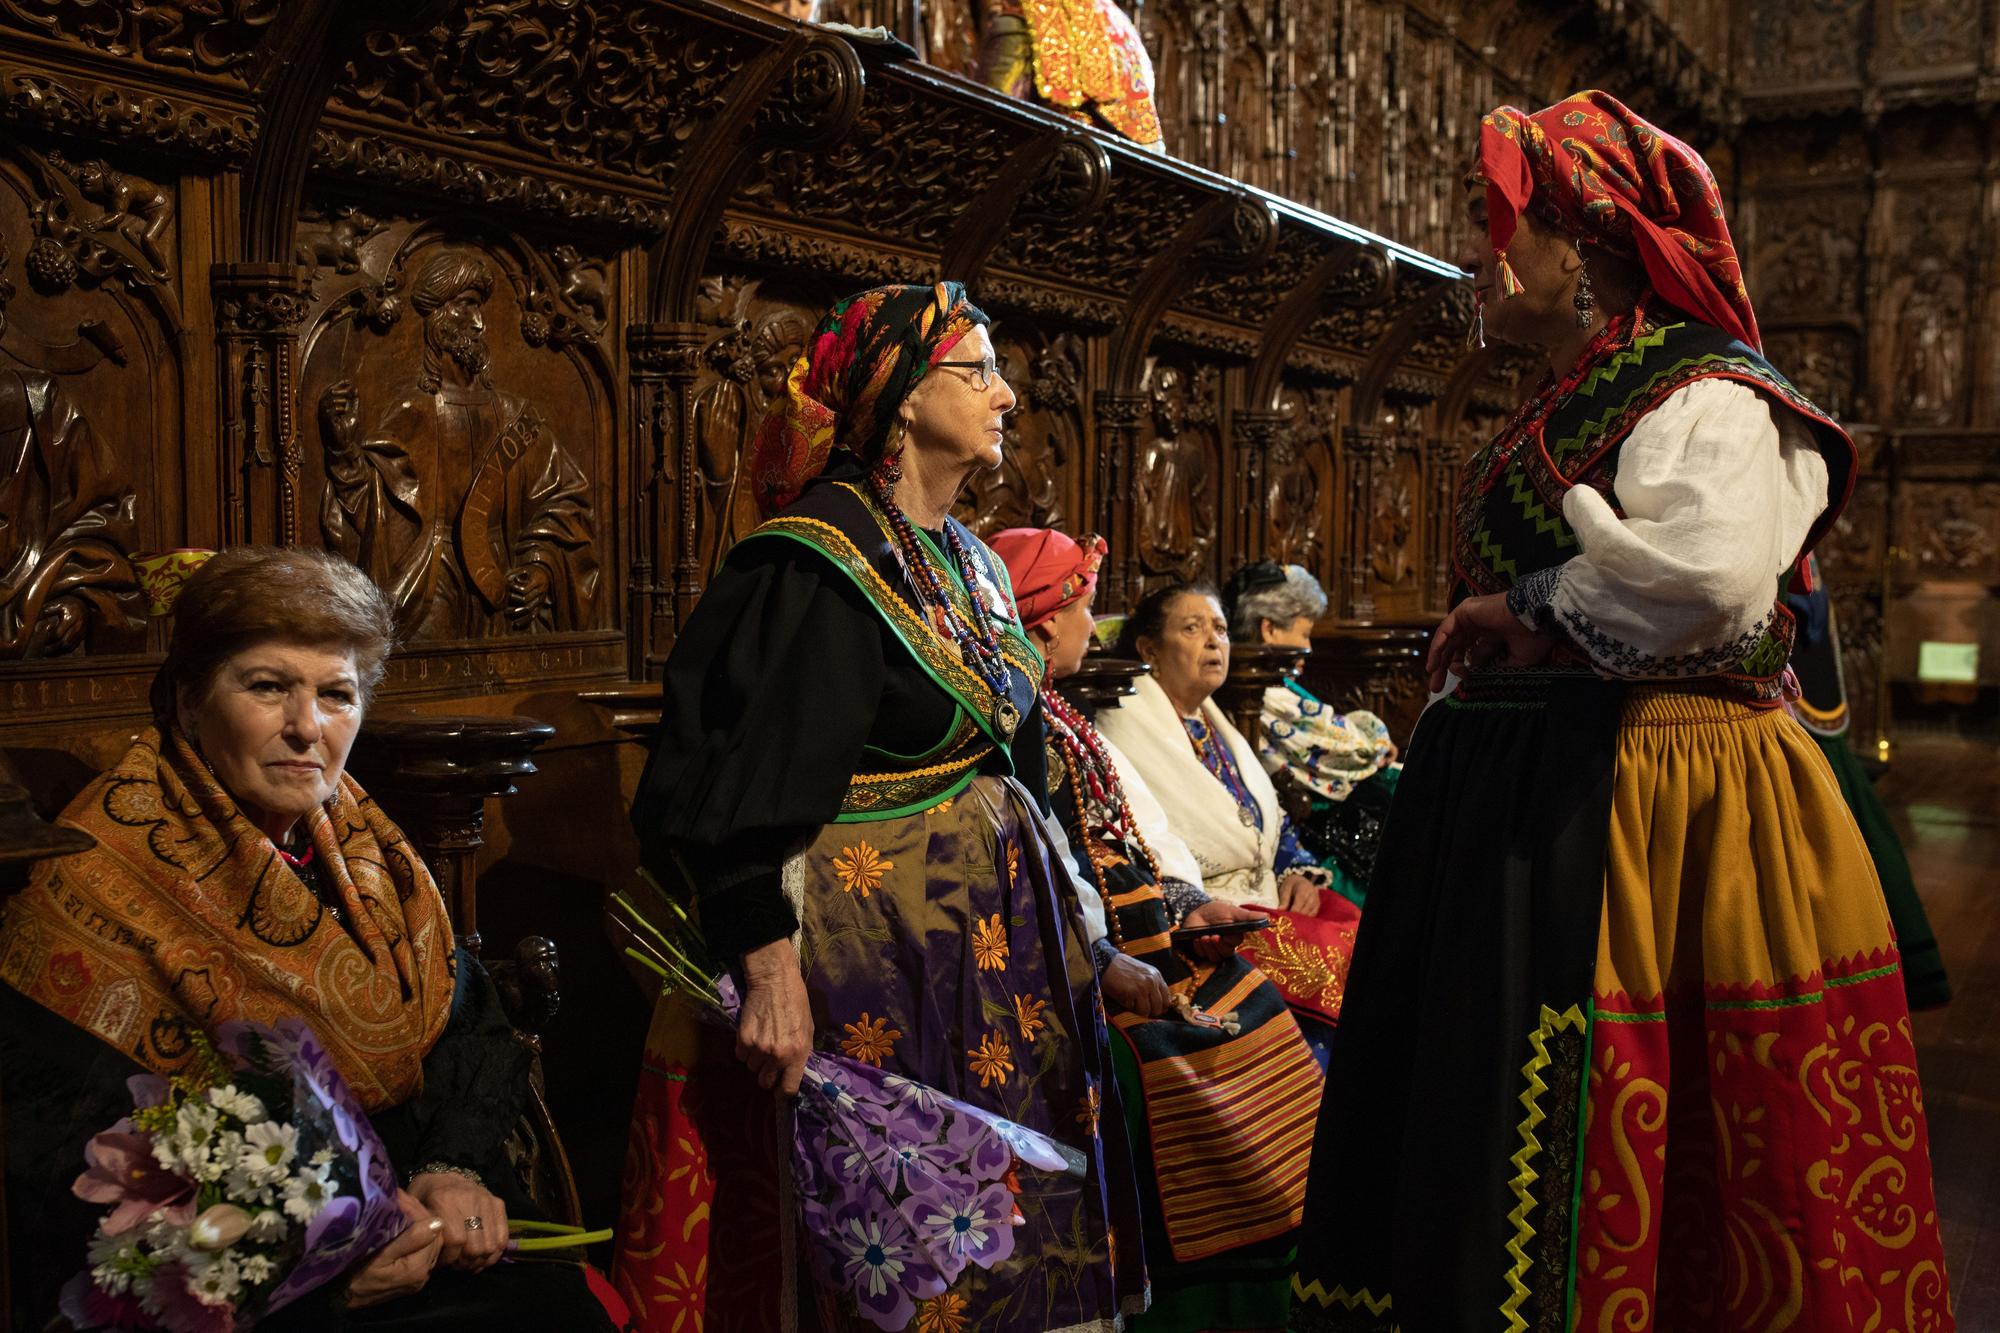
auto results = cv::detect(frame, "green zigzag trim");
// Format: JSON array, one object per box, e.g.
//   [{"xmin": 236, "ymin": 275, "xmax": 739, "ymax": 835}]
[
  {"xmin": 1506, "ymin": 466, "xmax": 1577, "ymax": 551},
  {"xmin": 1293, "ymin": 1277, "xmax": 1396, "ymax": 1319},
  {"xmin": 1472, "ymin": 525, "xmax": 1519, "ymax": 583},
  {"xmin": 1566, "ymin": 322, "xmax": 1673, "ymax": 405},
  {"xmin": 1549, "ymin": 350, "xmax": 1770, "ymax": 462},
  {"xmin": 1500, "ymin": 1003, "xmax": 1589, "ymax": 1333}
]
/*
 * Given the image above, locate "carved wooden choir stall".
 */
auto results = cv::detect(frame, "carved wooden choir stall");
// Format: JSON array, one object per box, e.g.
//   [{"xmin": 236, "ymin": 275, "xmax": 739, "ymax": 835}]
[{"xmin": 0, "ymin": 0, "xmax": 1994, "ymax": 1242}]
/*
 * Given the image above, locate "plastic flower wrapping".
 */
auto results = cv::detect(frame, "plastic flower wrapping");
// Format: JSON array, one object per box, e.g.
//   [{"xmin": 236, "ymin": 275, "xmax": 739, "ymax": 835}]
[
  {"xmin": 614, "ymin": 878, "xmax": 1086, "ymax": 1332},
  {"xmin": 60, "ymin": 1020, "xmax": 403, "ymax": 1332}
]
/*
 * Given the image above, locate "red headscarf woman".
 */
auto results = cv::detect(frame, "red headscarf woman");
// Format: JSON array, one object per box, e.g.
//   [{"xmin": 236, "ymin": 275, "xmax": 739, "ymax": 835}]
[{"xmin": 1292, "ymin": 92, "xmax": 1953, "ymax": 1333}]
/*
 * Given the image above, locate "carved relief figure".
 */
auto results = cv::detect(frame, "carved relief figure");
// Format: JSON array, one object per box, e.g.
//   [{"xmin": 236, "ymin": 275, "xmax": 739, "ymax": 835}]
[
  {"xmin": 1893, "ymin": 251, "xmax": 1966, "ymax": 425},
  {"xmin": 1368, "ymin": 455, "xmax": 1417, "ymax": 588},
  {"xmin": 318, "ymin": 250, "xmax": 599, "ymax": 639},
  {"xmin": 295, "ymin": 206, "xmax": 387, "ymax": 276},
  {"xmin": 1135, "ymin": 363, "xmax": 1217, "ymax": 581},
  {"xmin": 1917, "ymin": 490, "xmax": 1995, "ymax": 573},
  {"xmin": 25, "ymin": 149, "xmax": 174, "ymax": 294},
  {"xmin": 1265, "ymin": 432, "xmax": 1323, "ymax": 571},
  {"xmin": 956, "ymin": 338, "xmax": 1072, "ymax": 535},
  {"xmin": 690, "ymin": 316, "xmax": 753, "ymax": 574},
  {"xmin": 0, "ymin": 238, "xmax": 141, "ymax": 658}
]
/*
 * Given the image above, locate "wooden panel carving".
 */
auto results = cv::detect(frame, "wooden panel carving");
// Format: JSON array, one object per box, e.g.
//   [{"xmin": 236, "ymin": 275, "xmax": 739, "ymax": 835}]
[
  {"xmin": 685, "ymin": 274, "xmax": 824, "ymax": 575},
  {"xmin": 0, "ymin": 0, "xmax": 281, "ymax": 81},
  {"xmin": 1132, "ymin": 358, "xmax": 1221, "ymax": 586},
  {"xmin": 299, "ymin": 222, "xmax": 611, "ymax": 641},
  {"xmin": 0, "ymin": 145, "xmax": 157, "ymax": 661},
  {"xmin": 1875, "ymin": 188, "xmax": 1977, "ymax": 429},
  {"xmin": 956, "ymin": 327, "xmax": 1083, "ymax": 538},
  {"xmin": 1739, "ymin": 0, "xmax": 1867, "ymax": 89}
]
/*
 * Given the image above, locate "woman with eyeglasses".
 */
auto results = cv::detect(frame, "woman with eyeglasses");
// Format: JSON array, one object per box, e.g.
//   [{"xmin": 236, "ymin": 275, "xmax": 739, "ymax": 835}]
[{"xmin": 617, "ymin": 283, "xmax": 1145, "ymax": 1332}]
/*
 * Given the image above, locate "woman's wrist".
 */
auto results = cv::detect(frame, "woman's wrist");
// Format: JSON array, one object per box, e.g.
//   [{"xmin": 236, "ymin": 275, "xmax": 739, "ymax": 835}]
[{"xmin": 410, "ymin": 1160, "xmax": 483, "ymax": 1187}]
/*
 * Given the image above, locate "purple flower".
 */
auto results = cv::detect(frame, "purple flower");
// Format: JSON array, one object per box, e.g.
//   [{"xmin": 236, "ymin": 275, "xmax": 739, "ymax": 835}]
[
  {"xmin": 909, "ymin": 1177, "xmax": 1019, "ymax": 1274},
  {"xmin": 825, "ymin": 1203, "xmax": 945, "ymax": 1332},
  {"xmin": 72, "ymin": 1127, "xmax": 196, "ymax": 1235}
]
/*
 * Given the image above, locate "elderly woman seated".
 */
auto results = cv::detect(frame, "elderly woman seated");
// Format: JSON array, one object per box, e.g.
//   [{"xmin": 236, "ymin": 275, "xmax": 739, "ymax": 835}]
[
  {"xmin": 1222, "ymin": 561, "xmax": 1399, "ymax": 905},
  {"xmin": 0, "ymin": 549, "xmax": 616, "ymax": 1330},
  {"xmin": 1095, "ymin": 581, "xmax": 1363, "ymax": 1060},
  {"xmin": 991, "ymin": 529, "xmax": 1322, "ymax": 1333}
]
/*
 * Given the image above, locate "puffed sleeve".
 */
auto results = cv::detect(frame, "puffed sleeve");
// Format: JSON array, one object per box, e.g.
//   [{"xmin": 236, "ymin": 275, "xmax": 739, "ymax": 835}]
[
  {"xmin": 1506, "ymin": 378, "xmax": 1831, "ymax": 679},
  {"xmin": 630, "ymin": 540, "xmax": 888, "ymax": 962}
]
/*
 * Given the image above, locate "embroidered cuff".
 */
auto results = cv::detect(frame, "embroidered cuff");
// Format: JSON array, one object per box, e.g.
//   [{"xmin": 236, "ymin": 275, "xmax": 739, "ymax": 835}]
[
  {"xmin": 1506, "ymin": 564, "xmax": 1566, "ymax": 634},
  {"xmin": 1091, "ymin": 936, "xmax": 1121, "ymax": 975},
  {"xmin": 1158, "ymin": 878, "xmax": 1210, "ymax": 927}
]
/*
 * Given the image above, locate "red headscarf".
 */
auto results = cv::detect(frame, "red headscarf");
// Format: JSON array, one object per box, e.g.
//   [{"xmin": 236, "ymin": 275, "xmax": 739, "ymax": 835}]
[
  {"xmin": 1477, "ymin": 90, "xmax": 1759, "ymax": 350},
  {"xmin": 749, "ymin": 282, "xmax": 986, "ymax": 517},
  {"xmin": 989, "ymin": 527, "xmax": 1106, "ymax": 629}
]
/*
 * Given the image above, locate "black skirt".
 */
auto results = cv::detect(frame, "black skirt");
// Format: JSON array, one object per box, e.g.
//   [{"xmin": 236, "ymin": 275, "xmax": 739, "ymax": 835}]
[{"xmin": 1292, "ymin": 669, "xmax": 1622, "ymax": 1333}]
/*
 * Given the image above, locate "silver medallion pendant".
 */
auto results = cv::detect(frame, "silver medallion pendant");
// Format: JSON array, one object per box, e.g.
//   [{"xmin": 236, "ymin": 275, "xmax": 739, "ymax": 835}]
[
  {"xmin": 1237, "ymin": 804, "xmax": 1258, "ymax": 827},
  {"xmin": 994, "ymin": 699, "xmax": 1021, "ymax": 741}
]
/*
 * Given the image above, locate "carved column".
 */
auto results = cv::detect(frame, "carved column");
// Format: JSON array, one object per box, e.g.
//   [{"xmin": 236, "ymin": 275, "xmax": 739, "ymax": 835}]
[
  {"xmin": 1232, "ymin": 409, "xmax": 1290, "ymax": 568},
  {"xmin": 346, "ymin": 715, "xmax": 556, "ymax": 957},
  {"xmin": 1427, "ymin": 432, "xmax": 1463, "ymax": 613},
  {"xmin": 1093, "ymin": 391, "xmax": 1148, "ymax": 609},
  {"xmin": 1215, "ymin": 642, "xmax": 1305, "ymax": 747},
  {"xmin": 212, "ymin": 263, "xmax": 312, "ymax": 546},
  {"xmin": 1341, "ymin": 424, "xmax": 1385, "ymax": 620},
  {"xmin": 627, "ymin": 325, "xmax": 706, "ymax": 673}
]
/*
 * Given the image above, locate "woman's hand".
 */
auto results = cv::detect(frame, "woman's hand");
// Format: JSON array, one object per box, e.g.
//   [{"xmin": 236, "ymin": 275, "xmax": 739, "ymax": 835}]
[
  {"xmin": 1179, "ymin": 899, "xmax": 1263, "ymax": 962},
  {"xmin": 407, "ymin": 1171, "xmax": 509, "ymax": 1272},
  {"xmin": 1277, "ymin": 873, "xmax": 1322, "ymax": 916},
  {"xmin": 1099, "ymin": 954, "xmax": 1171, "ymax": 1018},
  {"xmin": 343, "ymin": 1191, "xmax": 443, "ymax": 1309},
  {"xmin": 1425, "ymin": 592, "xmax": 1555, "ymax": 693},
  {"xmin": 738, "ymin": 937, "xmax": 812, "ymax": 1095}
]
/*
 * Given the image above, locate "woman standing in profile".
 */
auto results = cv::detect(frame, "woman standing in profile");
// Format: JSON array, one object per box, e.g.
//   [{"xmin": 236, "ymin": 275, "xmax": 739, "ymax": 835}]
[
  {"xmin": 1291, "ymin": 92, "xmax": 1952, "ymax": 1332},
  {"xmin": 620, "ymin": 283, "xmax": 1143, "ymax": 1333}
]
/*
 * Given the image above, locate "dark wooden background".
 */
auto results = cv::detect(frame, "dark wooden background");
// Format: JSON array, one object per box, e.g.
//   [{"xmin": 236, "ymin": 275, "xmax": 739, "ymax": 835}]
[{"xmin": 0, "ymin": 0, "xmax": 1993, "ymax": 1228}]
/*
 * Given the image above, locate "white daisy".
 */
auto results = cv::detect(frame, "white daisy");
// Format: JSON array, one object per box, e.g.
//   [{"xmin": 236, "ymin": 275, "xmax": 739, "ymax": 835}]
[
  {"xmin": 206, "ymin": 1084, "xmax": 268, "ymax": 1124},
  {"xmin": 280, "ymin": 1164, "xmax": 333, "ymax": 1224}
]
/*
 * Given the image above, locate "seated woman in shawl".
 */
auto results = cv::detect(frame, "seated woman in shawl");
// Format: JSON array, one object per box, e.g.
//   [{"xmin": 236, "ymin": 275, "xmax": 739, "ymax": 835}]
[
  {"xmin": 1221, "ymin": 561, "xmax": 1398, "ymax": 907},
  {"xmin": 616, "ymin": 283, "xmax": 1144, "ymax": 1333},
  {"xmin": 0, "ymin": 547, "xmax": 616, "ymax": 1331},
  {"xmin": 1292, "ymin": 92, "xmax": 1949, "ymax": 1332},
  {"xmin": 1094, "ymin": 583, "xmax": 1362, "ymax": 1061},
  {"xmin": 991, "ymin": 527, "xmax": 1323, "ymax": 1333}
]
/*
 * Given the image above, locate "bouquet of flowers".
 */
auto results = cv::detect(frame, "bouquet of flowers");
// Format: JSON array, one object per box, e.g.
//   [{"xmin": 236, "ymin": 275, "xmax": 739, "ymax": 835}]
[
  {"xmin": 613, "ymin": 876, "xmax": 1085, "ymax": 1331},
  {"xmin": 60, "ymin": 1020, "xmax": 404, "ymax": 1332}
]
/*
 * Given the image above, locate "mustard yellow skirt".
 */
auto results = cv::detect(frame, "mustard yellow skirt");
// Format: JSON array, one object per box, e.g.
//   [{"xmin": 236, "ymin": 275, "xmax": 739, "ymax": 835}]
[{"xmin": 1577, "ymin": 691, "xmax": 1951, "ymax": 1330}]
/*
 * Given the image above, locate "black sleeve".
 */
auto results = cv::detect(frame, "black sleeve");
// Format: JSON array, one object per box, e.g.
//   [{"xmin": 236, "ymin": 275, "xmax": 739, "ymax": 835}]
[
  {"xmin": 2, "ymin": 982, "xmax": 148, "ymax": 1329},
  {"xmin": 630, "ymin": 540, "xmax": 890, "ymax": 961},
  {"xmin": 367, "ymin": 950, "xmax": 530, "ymax": 1207}
]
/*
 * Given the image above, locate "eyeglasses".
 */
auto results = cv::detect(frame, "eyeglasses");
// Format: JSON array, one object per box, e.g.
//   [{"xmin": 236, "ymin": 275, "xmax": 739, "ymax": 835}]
[{"xmin": 935, "ymin": 353, "xmax": 1000, "ymax": 391}]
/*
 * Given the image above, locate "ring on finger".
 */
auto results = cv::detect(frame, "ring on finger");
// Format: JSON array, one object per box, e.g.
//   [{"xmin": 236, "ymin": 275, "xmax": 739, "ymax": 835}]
[{"xmin": 463, "ymin": 1216, "xmax": 484, "ymax": 1232}]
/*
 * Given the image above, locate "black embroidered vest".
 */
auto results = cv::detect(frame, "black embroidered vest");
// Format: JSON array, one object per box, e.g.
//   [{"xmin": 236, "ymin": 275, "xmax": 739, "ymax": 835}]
[
  {"xmin": 735, "ymin": 482, "xmax": 1044, "ymax": 821},
  {"xmin": 1453, "ymin": 318, "xmax": 1854, "ymax": 702}
]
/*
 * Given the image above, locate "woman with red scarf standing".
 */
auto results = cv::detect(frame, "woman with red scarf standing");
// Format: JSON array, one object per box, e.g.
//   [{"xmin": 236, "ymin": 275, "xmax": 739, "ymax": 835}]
[{"xmin": 1290, "ymin": 93, "xmax": 1953, "ymax": 1332}]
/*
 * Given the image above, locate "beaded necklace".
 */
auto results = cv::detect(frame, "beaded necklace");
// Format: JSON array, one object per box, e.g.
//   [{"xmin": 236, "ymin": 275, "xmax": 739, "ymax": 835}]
[
  {"xmin": 867, "ymin": 476, "xmax": 1021, "ymax": 738},
  {"xmin": 1041, "ymin": 685, "xmax": 1158, "ymax": 951},
  {"xmin": 1473, "ymin": 300, "xmax": 1646, "ymax": 496},
  {"xmin": 1185, "ymin": 717, "xmax": 1261, "ymax": 828}
]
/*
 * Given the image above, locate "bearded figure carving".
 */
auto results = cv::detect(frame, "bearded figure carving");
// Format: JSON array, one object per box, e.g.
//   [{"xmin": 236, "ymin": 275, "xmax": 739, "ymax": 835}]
[{"xmin": 318, "ymin": 250, "xmax": 599, "ymax": 639}]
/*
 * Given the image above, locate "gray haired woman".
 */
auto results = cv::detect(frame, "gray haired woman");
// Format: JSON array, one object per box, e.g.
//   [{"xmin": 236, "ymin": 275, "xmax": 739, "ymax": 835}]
[{"xmin": 1222, "ymin": 561, "xmax": 1398, "ymax": 905}]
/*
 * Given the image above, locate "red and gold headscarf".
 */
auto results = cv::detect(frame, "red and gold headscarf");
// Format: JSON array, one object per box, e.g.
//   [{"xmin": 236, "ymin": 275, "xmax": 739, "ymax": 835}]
[
  {"xmin": 1477, "ymin": 90, "xmax": 1758, "ymax": 350},
  {"xmin": 989, "ymin": 527, "xmax": 1107, "ymax": 630},
  {"xmin": 749, "ymin": 281, "xmax": 988, "ymax": 517}
]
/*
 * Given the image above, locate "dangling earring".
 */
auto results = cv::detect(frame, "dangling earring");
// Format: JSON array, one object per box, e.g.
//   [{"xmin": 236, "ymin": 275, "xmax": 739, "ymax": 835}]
[
  {"xmin": 874, "ymin": 421, "xmax": 907, "ymax": 490},
  {"xmin": 1466, "ymin": 288, "xmax": 1486, "ymax": 349},
  {"xmin": 1573, "ymin": 251, "xmax": 1596, "ymax": 327}
]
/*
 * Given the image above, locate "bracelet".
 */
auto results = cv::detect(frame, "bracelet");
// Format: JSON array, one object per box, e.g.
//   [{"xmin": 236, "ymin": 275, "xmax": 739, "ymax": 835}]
[{"xmin": 410, "ymin": 1160, "xmax": 483, "ymax": 1187}]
